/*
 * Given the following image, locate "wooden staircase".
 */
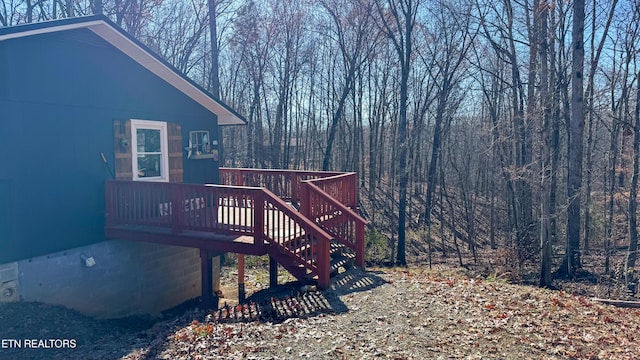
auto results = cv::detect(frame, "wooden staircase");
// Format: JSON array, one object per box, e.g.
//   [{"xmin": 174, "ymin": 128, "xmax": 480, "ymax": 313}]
[
  {"xmin": 224, "ymin": 169, "xmax": 366, "ymax": 287},
  {"xmin": 256, "ymin": 186, "xmax": 362, "ymax": 287}
]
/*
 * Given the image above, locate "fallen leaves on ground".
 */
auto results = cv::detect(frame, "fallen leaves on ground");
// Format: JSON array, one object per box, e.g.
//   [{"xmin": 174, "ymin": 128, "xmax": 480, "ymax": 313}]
[
  {"xmin": 136, "ymin": 266, "xmax": 640, "ymax": 359},
  {"xmin": 3, "ymin": 266, "xmax": 640, "ymax": 359}
]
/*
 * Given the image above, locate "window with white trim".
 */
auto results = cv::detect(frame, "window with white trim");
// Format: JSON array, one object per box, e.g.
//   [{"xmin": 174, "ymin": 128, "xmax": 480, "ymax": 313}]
[{"xmin": 131, "ymin": 119, "xmax": 169, "ymax": 182}]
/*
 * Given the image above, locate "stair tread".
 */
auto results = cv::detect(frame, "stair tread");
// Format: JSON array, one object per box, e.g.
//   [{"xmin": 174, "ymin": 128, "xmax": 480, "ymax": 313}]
[
  {"xmin": 294, "ymin": 243, "xmax": 311, "ymax": 254},
  {"xmin": 329, "ymin": 259, "xmax": 354, "ymax": 277},
  {"xmin": 330, "ymin": 255, "xmax": 355, "ymax": 267}
]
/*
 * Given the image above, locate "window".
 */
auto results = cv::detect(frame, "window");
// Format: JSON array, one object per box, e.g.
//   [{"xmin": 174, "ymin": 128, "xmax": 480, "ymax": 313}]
[
  {"xmin": 189, "ymin": 130, "xmax": 210, "ymax": 156},
  {"xmin": 131, "ymin": 119, "xmax": 169, "ymax": 182}
]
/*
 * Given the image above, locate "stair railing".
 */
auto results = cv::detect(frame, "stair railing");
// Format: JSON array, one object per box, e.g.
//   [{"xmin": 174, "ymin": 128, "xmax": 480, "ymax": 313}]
[
  {"xmin": 302, "ymin": 172, "xmax": 359, "ymax": 209},
  {"xmin": 259, "ymin": 188, "xmax": 333, "ymax": 288},
  {"xmin": 300, "ymin": 178, "xmax": 366, "ymax": 268}
]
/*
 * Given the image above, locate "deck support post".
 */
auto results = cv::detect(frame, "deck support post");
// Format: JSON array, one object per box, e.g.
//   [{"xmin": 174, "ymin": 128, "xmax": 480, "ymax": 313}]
[
  {"xmin": 200, "ymin": 249, "xmax": 219, "ymax": 309},
  {"xmin": 238, "ymin": 254, "xmax": 245, "ymax": 302},
  {"xmin": 269, "ymin": 256, "xmax": 278, "ymax": 287},
  {"xmin": 317, "ymin": 236, "xmax": 331, "ymax": 289},
  {"xmin": 356, "ymin": 221, "xmax": 366, "ymax": 268}
]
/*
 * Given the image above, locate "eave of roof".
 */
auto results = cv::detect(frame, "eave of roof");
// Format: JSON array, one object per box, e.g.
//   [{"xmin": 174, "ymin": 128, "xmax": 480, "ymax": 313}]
[{"xmin": 0, "ymin": 15, "xmax": 245, "ymax": 126}]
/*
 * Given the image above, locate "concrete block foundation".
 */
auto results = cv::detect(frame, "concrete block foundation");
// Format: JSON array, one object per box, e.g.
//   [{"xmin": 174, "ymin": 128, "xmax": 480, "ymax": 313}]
[{"xmin": 2, "ymin": 240, "xmax": 210, "ymax": 318}]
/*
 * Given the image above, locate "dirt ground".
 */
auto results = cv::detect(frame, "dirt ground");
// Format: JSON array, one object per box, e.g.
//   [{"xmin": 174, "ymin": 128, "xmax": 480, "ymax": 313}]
[{"xmin": 2, "ymin": 265, "xmax": 640, "ymax": 360}]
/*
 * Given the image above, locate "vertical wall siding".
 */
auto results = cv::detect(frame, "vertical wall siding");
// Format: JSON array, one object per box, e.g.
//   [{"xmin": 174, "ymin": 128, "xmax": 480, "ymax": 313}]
[{"xmin": 1, "ymin": 28, "xmax": 220, "ymax": 263}]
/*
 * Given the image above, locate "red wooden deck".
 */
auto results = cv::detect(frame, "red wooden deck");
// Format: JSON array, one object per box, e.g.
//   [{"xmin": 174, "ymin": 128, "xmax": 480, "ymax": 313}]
[{"xmin": 104, "ymin": 168, "xmax": 366, "ymax": 292}]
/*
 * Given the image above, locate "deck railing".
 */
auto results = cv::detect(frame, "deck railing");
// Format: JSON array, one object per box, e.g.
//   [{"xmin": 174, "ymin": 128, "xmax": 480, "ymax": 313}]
[
  {"xmin": 105, "ymin": 179, "xmax": 334, "ymax": 287},
  {"xmin": 106, "ymin": 180, "xmax": 261, "ymax": 238},
  {"xmin": 303, "ymin": 172, "xmax": 358, "ymax": 209},
  {"xmin": 219, "ymin": 168, "xmax": 343, "ymax": 203}
]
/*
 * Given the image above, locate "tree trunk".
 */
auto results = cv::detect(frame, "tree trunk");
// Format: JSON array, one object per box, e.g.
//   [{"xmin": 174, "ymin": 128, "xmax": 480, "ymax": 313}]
[
  {"xmin": 376, "ymin": 0, "xmax": 419, "ymax": 266},
  {"xmin": 423, "ymin": 91, "xmax": 446, "ymax": 228},
  {"xmin": 396, "ymin": 58, "xmax": 409, "ymax": 266},
  {"xmin": 538, "ymin": 0, "xmax": 552, "ymax": 288},
  {"xmin": 606, "ymin": 124, "xmax": 620, "ymax": 275},
  {"xmin": 625, "ymin": 73, "xmax": 640, "ymax": 294},
  {"xmin": 93, "ymin": 0, "xmax": 103, "ymax": 15},
  {"xmin": 206, "ymin": 0, "xmax": 222, "ymax": 296},
  {"xmin": 565, "ymin": 0, "xmax": 585, "ymax": 276},
  {"xmin": 323, "ymin": 74, "xmax": 354, "ymax": 170}
]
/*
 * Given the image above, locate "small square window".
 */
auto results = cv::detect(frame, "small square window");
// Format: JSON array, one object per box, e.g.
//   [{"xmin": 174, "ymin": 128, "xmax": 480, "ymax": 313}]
[
  {"xmin": 188, "ymin": 131, "xmax": 218, "ymax": 160},
  {"xmin": 189, "ymin": 131, "xmax": 211, "ymax": 155}
]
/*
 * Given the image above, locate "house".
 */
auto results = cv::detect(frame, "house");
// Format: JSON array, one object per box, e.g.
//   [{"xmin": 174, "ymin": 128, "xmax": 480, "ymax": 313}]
[{"xmin": 0, "ymin": 15, "xmax": 365, "ymax": 319}]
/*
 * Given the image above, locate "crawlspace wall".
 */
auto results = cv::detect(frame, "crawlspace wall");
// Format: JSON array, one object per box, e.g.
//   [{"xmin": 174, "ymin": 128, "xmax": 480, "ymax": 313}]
[{"xmin": 15, "ymin": 240, "xmax": 201, "ymax": 318}]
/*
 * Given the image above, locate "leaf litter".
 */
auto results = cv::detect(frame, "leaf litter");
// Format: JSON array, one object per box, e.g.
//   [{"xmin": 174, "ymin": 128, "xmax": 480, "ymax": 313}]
[
  {"xmin": 135, "ymin": 266, "xmax": 640, "ymax": 359},
  {"xmin": 2, "ymin": 265, "xmax": 640, "ymax": 359}
]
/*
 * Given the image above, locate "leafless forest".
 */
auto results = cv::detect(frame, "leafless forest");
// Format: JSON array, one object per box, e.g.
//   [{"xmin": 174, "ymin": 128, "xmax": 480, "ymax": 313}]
[{"xmin": 4, "ymin": 0, "xmax": 640, "ymax": 291}]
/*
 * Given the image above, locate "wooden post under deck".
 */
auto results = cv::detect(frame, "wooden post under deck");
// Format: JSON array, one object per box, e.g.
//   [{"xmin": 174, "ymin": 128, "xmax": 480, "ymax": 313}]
[
  {"xmin": 238, "ymin": 254, "xmax": 245, "ymax": 302},
  {"xmin": 200, "ymin": 249, "xmax": 219, "ymax": 309},
  {"xmin": 269, "ymin": 256, "xmax": 278, "ymax": 287}
]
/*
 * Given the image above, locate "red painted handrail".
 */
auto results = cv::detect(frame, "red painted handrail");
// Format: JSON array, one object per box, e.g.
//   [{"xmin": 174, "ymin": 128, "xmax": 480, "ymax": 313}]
[
  {"xmin": 106, "ymin": 181, "xmax": 262, "ymax": 238},
  {"xmin": 219, "ymin": 168, "xmax": 343, "ymax": 203},
  {"xmin": 303, "ymin": 172, "xmax": 358, "ymax": 209},
  {"xmin": 260, "ymin": 188, "xmax": 333, "ymax": 287},
  {"xmin": 300, "ymin": 180, "xmax": 366, "ymax": 267},
  {"xmin": 105, "ymin": 179, "xmax": 334, "ymax": 287}
]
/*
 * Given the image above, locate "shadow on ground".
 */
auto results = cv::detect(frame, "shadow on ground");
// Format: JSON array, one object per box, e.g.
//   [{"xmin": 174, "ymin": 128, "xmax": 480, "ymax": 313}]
[
  {"xmin": 134, "ymin": 267, "xmax": 389, "ymax": 359},
  {"xmin": 0, "ymin": 267, "xmax": 388, "ymax": 359},
  {"xmin": 207, "ymin": 266, "xmax": 388, "ymax": 323}
]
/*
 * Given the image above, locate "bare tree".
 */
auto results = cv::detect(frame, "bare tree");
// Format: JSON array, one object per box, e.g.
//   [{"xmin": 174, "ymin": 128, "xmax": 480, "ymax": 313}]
[
  {"xmin": 627, "ymin": 70, "xmax": 640, "ymax": 292},
  {"xmin": 624, "ymin": 3, "xmax": 640, "ymax": 293},
  {"xmin": 268, "ymin": 1, "xmax": 308, "ymax": 169},
  {"xmin": 539, "ymin": 0, "xmax": 552, "ymax": 287},
  {"xmin": 229, "ymin": 1, "xmax": 271, "ymax": 167},
  {"xmin": 583, "ymin": 0, "xmax": 619, "ymax": 253},
  {"xmin": 419, "ymin": 0, "xmax": 476, "ymax": 236},
  {"xmin": 374, "ymin": 0, "xmax": 421, "ymax": 266},
  {"xmin": 319, "ymin": 0, "xmax": 378, "ymax": 171},
  {"xmin": 563, "ymin": 0, "xmax": 585, "ymax": 276}
]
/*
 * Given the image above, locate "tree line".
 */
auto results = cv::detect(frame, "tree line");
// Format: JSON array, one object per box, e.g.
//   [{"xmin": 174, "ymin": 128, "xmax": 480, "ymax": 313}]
[{"xmin": 4, "ymin": 0, "xmax": 640, "ymax": 291}]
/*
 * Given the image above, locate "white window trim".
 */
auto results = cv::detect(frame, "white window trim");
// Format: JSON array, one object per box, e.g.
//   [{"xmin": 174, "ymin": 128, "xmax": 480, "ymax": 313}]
[{"xmin": 131, "ymin": 119, "xmax": 170, "ymax": 182}]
